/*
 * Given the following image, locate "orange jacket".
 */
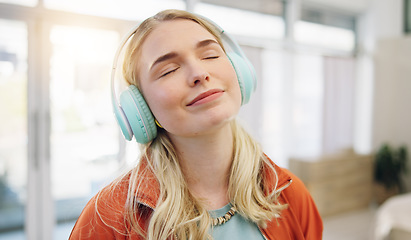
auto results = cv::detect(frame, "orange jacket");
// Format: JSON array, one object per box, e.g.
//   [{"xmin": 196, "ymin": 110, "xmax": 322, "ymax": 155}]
[{"xmin": 69, "ymin": 157, "xmax": 323, "ymax": 239}]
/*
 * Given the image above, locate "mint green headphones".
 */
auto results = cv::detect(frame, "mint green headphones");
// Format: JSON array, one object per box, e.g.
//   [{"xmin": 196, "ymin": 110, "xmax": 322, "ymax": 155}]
[{"xmin": 111, "ymin": 14, "xmax": 257, "ymax": 144}]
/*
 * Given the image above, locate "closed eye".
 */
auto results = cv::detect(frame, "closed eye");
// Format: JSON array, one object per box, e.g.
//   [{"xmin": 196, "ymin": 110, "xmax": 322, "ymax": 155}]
[
  {"xmin": 159, "ymin": 67, "xmax": 179, "ymax": 78},
  {"xmin": 201, "ymin": 48, "xmax": 221, "ymax": 61},
  {"xmin": 204, "ymin": 56, "xmax": 219, "ymax": 59}
]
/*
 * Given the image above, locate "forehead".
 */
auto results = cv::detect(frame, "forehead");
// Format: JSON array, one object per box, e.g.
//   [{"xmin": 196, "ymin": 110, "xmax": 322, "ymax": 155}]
[{"xmin": 140, "ymin": 19, "xmax": 219, "ymax": 61}]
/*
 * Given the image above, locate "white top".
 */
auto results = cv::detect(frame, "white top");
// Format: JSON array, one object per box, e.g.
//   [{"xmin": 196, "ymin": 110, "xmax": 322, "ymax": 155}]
[{"xmin": 209, "ymin": 204, "xmax": 265, "ymax": 240}]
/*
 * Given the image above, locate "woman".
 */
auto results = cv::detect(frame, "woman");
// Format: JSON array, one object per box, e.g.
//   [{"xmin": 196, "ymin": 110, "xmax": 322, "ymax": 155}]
[{"xmin": 70, "ymin": 9, "xmax": 323, "ymax": 240}]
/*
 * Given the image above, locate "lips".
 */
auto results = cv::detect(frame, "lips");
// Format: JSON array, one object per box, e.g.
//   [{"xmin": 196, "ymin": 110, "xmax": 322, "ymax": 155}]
[{"xmin": 187, "ymin": 89, "xmax": 224, "ymax": 106}]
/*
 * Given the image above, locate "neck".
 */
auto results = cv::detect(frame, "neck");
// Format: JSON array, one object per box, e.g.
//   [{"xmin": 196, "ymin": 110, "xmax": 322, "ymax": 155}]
[{"xmin": 169, "ymin": 122, "xmax": 234, "ymax": 210}]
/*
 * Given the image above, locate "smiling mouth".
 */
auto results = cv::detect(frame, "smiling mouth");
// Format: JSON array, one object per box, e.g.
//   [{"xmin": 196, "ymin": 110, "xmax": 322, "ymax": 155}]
[{"xmin": 187, "ymin": 89, "xmax": 224, "ymax": 106}]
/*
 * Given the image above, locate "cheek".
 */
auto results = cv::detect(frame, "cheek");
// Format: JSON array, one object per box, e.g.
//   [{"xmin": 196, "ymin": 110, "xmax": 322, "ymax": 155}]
[
  {"xmin": 143, "ymin": 86, "xmax": 179, "ymax": 120},
  {"xmin": 224, "ymin": 63, "xmax": 242, "ymax": 104},
  {"xmin": 221, "ymin": 57, "xmax": 239, "ymax": 84}
]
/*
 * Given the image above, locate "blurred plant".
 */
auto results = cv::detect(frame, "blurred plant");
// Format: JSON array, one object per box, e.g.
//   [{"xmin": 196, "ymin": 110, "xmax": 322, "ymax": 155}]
[{"xmin": 374, "ymin": 144, "xmax": 408, "ymax": 193}]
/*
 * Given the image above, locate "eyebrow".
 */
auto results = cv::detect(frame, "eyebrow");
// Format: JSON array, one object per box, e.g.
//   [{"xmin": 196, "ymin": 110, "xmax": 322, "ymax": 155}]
[
  {"xmin": 196, "ymin": 39, "xmax": 219, "ymax": 49},
  {"xmin": 150, "ymin": 39, "xmax": 220, "ymax": 71},
  {"xmin": 150, "ymin": 52, "xmax": 178, "ymax": 71}
]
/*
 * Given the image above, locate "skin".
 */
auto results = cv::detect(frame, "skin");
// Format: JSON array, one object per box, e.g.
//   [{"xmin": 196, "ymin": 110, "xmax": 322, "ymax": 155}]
[{"xmin": 138, "ymin": 19, "xmax": 242, "ymax": 209}]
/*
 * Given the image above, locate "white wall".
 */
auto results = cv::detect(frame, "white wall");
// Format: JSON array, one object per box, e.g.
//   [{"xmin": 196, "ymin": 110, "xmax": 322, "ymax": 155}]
[
  {"xmin": 373, "ymin": 37, "xmax": 411, "ymax": 148},
  {"xmin": 356, "ymin": 0, "xmax": 411, "ymax": 191},
  {"xmin": 373, "ymin": 37, "xmax": 411, "ymax": 191},
  {"xmin": 355, "ymin": 0, "xmax": 403, "ymax": 153}
]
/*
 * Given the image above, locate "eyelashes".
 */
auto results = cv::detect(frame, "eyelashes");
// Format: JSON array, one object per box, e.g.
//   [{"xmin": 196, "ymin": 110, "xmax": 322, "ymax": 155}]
[
  {"xmin": 203, "ymin": 56, "xmax": 219, "ymax": 60},
  {"xmin": 159, "ymin": 67, "xmax": 179, "ymax": 78},
  {"xmin": 158, "ymin": 55, "xmax": 220, "ymax": 79}
]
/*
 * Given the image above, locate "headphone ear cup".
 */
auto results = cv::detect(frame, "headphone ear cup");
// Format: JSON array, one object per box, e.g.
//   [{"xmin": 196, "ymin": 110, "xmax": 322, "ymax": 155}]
[
  {"xmin": 226, "ymin": 52, "xmax": 256, "ymax": 105},
  {"xmin": 113, "ymin": 104, "xmax": 134, "ymax": 141},
  {"xmin": 119, "ymin": 85, "xmax": 157, "ymax": 144}
]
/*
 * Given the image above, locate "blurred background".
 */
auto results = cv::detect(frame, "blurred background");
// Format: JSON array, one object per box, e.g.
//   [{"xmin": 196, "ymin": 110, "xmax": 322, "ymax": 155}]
[{"xmin": 0, "ymin": 0, "xmax": 410, "ymax": 239}]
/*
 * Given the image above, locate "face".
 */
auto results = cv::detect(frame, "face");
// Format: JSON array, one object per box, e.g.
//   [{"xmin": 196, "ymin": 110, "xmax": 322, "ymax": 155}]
[{"xmin": 137, "ymin": 19, "xmax": 241, "ymax": 139}]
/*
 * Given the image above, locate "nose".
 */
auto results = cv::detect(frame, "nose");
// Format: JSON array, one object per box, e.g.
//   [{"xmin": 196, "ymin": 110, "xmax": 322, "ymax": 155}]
[{"xmin": 187, "ymin": 60, "xmax": 209, "ymax": 87}]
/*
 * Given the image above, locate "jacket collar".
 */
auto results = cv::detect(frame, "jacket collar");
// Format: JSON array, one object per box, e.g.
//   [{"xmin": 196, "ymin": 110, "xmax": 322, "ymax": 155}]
[
  {"xmin": 134, "ymin": 158, "xmax": 160, "ymax": 210},
  {"xmin": 263, "ymin": 156, "xmax": 293, "ymax": 194}
]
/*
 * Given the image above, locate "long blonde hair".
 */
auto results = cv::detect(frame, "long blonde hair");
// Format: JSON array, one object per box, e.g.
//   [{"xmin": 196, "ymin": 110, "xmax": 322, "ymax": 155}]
[{"xmin": 109, "ymin": 9, "xmax": 286, "ymax": 239}]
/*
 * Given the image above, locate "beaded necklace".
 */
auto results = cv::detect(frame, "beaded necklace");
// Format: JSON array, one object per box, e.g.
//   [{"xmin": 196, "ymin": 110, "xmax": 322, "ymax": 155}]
[{"xmin": 211, "ymin": 206, "xmax": 237, "ymax": 226}]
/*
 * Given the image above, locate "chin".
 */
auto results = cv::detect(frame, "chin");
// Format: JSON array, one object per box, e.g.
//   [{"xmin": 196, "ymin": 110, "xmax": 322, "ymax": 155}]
[{"xmin": 205, "ymin": 110, "xmax": 238, "ymax": 129}]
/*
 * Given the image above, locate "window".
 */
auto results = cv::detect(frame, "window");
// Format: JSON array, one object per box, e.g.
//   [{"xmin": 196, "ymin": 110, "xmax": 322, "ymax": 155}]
[
  {"xmin": 44, "ymin": 0, "xmax": 185, "ymax": 21},
  {"xmin": 0, "ymin": 0, "xmax": 36, "ymax": 7},
  {"xmin": 49, "ymin": 25, "xmax": 122, "ymax": 232},
  {"xmin": 294, "ymin": 21, "xmax": 355, "ymax": 51},
  {"xmin": 292, "ymin": 54, "xmax": 324, "ymax": 157},
  {"xmin": 0, "ymin": 19, "xmax": 27, "ymax": 236},
  {"xmin": 296, "ymin": 6, "xmax": 356, "ymax": 52},
  {"xmin": 195, "ymin": 3, "xmax": 284, "ymax": 40},
  {"xmin": 405, "ymin": 0, "xmax": 411, "ymax": 33},
  {"xmin": 0, "ymin": 1, "xmax": 360, "ymax": 239}
]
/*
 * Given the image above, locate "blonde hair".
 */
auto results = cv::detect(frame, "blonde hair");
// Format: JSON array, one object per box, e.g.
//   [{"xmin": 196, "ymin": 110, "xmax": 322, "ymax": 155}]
[
  {"xmin": 105, "ymin": 9, "xmax": 286, "ymax": 240},
  {"xmin": 122, "ymin": 9, "xmax": 224, "ymax": 87}
]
